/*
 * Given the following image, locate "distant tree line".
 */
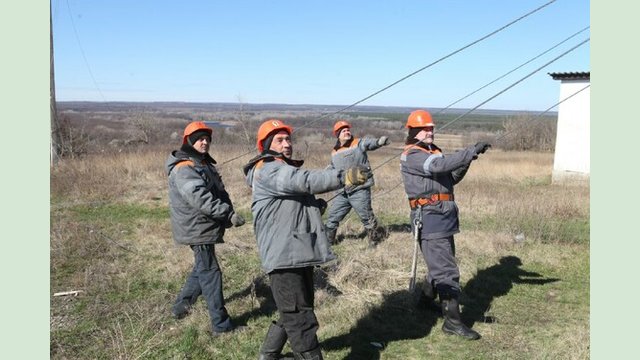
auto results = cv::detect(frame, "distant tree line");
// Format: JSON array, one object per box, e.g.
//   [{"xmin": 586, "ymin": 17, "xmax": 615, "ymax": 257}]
[{"xmin": 53, "ymin": 107, "xmax": 557, "ymax": 158}]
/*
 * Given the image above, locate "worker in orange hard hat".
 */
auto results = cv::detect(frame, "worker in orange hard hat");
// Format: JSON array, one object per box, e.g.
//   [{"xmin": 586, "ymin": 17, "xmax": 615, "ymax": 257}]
[
  {"xmin": 400, "ymin": 110, "xmax": 490, "ymax": 340},
  {"xmin": 324, "ymin": 120, "xmax": 391, "ymax": 248},
  {"xmin": 244, "ymin": 119, "xmax": 371, "ymax": 360},
  {"xmin": 167, "ymin": 121, "xmax": 247, "ymax": 336}
]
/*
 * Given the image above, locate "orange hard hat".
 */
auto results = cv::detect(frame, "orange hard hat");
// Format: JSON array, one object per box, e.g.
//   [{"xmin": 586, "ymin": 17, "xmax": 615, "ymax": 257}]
[
  {"xmin": 183, "ymin": 121, "xmax": 213, "ymax": 144},
  {"xmin": 256, "ymin": 119, "xmax": 294, "ymax": 152},
  {"xmin": 332, "ymin": 120, "xmax": 351, "ymax": 137},
  {"xmin": 406, "ymin": 110, "xmax": 435, "ymax": 128}
]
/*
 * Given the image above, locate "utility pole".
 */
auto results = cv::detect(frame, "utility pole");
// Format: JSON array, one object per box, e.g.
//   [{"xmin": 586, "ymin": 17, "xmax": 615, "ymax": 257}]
[{"xmin": 50, "ymin": 1, "xmax": 61, "ymax": 166}]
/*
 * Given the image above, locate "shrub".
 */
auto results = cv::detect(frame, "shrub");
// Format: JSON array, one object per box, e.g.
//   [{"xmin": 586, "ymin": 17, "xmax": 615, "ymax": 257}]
[{"xmin": 498, "ymin": 114, "xmax": 556, "ymax": 151}]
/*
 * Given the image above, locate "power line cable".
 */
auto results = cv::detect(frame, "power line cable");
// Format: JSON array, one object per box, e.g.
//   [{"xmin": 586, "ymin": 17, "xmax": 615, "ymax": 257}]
[
  {"xmin": 295, "ymin": 0, "xmax": 559, "ymax": 131},
  {"xmin": 433, "ymin": 25, "xmax": 590, "ymax": 116},
  {"xmin": 65, "ymin": 0, "xmax": 106, "ymax": 101},
  {"xmin": 366, "ymin": 37, "xmax": 589, "ymax": 174},
  {"xmin": 371, "ymin": 84, "xmax": 590, "ymax": 202},
  {"xmin": 494, "ymin": 84, "xmax": 590, "ymax": 143},
  {"xmin": 438, "ymin": 38, "xmax": 589, "ymax": 132},
  {"xmin": 220, "ymin": 0, "xmax": 558, "ymax": 165},
  {"xmin": 328, "ymin": 37, "xmax": 589, "ymax": 203}
]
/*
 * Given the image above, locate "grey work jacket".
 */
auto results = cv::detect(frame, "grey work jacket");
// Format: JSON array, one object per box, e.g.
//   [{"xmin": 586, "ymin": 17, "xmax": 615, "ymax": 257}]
[
  {"xmin": 400, "ymin": 143, "xmax": 475, "ymax": 239},
  {"xmin": 166, "ymin": 146, "xmax": 233, "ymax": 246},
  {"xmin": 243, "ymin": 152, "xmax": 343, "ymax": 273},
  {"xmin": 330, "ymin": 137, "xmax": 383, "ymax": 193}
]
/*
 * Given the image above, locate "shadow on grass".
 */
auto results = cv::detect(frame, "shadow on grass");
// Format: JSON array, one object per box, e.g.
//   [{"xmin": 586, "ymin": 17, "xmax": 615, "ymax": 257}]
[
  {"xmin": 322, "ymin": 288, "xmax": 438, "ymax": 360},
  {"xmin": 461, "ymin": 255, "xmax": 559, "ymax": 327},
  {"xmin": 335, "ymin": 223, "xmax": 411, "ymax": 244},
  {"xmin": 386, "ymin": 223, "xmax": 412, "ymax": 234},
  {"xmin": 321, "ymin": 256, "xmax": 559, "ymax": 359},
  {"xmin": 337, "ymin": 230, "xmax": 367, "ymax": 242},
  {"xmin": 227, "ymin": 268, "xmax": 343, "ymax": 326},
  {"xmin": 226, "ymin": 274, "xmax": 278, "ymax": 325}
]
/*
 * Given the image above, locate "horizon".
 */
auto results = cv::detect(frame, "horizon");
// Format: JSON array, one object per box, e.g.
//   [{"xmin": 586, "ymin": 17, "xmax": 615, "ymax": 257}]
[
  {"xmin": 52, "ymin": 1, "xmax": 589, "ymax": 111},
  {"xmin": 56, "ymin": 100, "xmax": 558, "ymax": 115}
]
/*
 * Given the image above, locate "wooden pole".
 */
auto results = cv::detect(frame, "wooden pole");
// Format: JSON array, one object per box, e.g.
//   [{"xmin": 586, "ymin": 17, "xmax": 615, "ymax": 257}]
[{"xmin": 50, "ymin": 1, "xmax": 60, "ymax": 166}]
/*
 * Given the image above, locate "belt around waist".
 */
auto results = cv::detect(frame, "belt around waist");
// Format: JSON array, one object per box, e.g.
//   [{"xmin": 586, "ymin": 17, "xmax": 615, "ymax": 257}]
[{"xmin": 409, "ymin": 193, "xmax": 454, "ymax": 208}]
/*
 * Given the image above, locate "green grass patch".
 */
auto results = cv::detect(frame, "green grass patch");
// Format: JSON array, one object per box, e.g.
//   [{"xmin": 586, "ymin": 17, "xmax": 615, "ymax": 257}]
[
  {"xmin": 70, "ymin": 203, "xmax": 168, "ymax": 224},
  {"xmin": 463, "ymin": 215, "xmax": 589, "ymax": 244},
  {"xmin": 51, "ymin": 318, "xmax": 102, "ymax": 358},
  {"xmin": 51, "ymin": 148, "xmax": 588, "ymax": 359},
  {"xmin": 177, "ymin": 327, "xmax": 200, "ymax": 354}
]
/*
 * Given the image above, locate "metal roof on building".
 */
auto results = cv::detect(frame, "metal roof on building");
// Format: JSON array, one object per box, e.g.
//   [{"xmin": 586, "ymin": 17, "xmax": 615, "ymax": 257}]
[{"xmin": 548, "ymin": 72, "xmax": 590, "ymax": 80}]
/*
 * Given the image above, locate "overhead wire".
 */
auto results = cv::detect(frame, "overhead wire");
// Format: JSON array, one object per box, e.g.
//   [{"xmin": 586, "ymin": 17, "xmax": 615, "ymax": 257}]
[
  {"xmin": 370, "ymin": 83, "xmax": 591, "ymax": 202},
  {"xmin": 438, "ymin": 38, "xmax": 589, "ymax": 132},
  {"xmin": 220, "ymin": 0, "xmax": 559, "ymax": 165},
  {"xmin": 433, "ymin": 25, "xmax": 590, "ymax": 116},
  {"xmin": 494, "ymin": 84, "xmax": 590, "ymax": 143},
  {"xmin": 65, "ymin": 0, "xmax": 106, "ymax": 101},
  {"xmin": 356, "ymin": 37, "xmax": 589, "ymax": 182},
  {"xmin": 293, "ymin": 0, "xmax": 559, "ymax": 132}
]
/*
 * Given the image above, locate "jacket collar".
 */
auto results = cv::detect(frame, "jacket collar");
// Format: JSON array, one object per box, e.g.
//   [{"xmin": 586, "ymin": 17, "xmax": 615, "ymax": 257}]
[
  {"xmin": 405, "ymin": 141, "xmax": 441, "ymax": 153},
  {"xmin": 243, "ymin": 150, "xmax": 304, "ymax": 175},
  {"xmin": 177, "ymin": 143, "xmax": 217, "ymax": 164},
  {"xmin": 333, "ymin": 137, "xmax": 354, "ymax": 151}
]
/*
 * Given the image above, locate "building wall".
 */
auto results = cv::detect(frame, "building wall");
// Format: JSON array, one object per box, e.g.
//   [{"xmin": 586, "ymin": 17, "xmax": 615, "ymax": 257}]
[{"xmin": 552, "ymin": 80, "xmax": 590, "ymax": 183}]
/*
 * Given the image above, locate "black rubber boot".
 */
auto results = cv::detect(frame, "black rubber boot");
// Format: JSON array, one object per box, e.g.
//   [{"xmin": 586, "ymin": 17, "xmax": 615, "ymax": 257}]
[
  {"xmin": 258, "ymin": 322, "xmax": 293, "ymax": 360},
  {"xmin": 325, "ymin": 227, "xmax": 337, "ymax": 245},
  {"xmin": 440, "ymin": 296, "xmax": 481, "ymax": 340},
  {"xmin": 293, "ymin": 346, "xmax": 323, "ymax": 360}
]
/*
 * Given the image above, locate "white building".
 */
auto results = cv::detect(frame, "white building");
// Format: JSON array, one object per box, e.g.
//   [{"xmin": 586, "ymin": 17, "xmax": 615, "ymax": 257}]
[{"xmin": 548, "ymin": 72, "xmax": 590, "ymax": 184}]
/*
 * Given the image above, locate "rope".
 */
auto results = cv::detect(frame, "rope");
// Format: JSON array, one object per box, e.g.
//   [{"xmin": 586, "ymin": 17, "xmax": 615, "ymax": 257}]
[
  {"xmin": 358, "ymin": 37, "xmax": 589, "ymax": 185},
  {"xmin": 220, "ymin": 0, "xmax": 559, "ymax": 165},
  {"xmin": 295, "ymin": 0, "xmax": 559, "ymax": 132},
  {"xmin": 65, "ymin": 0, "xmax": 106, "ymax": 101},
  {"xmin": 433, "ymin": 26, "xmax": 590, "ymax": 116},
  {"xmin": 438, "ymin": 38, "xmax": 589, "ymax": 131},
  {"xmin": 372, "ymin": 83, "xmax": 591, "ymax": 202}
]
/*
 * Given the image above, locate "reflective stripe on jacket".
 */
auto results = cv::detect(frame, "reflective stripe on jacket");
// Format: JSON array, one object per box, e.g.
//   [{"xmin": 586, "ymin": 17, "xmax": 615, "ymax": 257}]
[
  {"xmin": 244, "ymin": 153, "xmax": 342, "ymax": 273},
  {"xmin": 400, "ymin": 143, "xmax": 475, "ymax": 239},
  {"xmin": 166, "ymin": 148, "xmax": 233, "ymax": 245}
]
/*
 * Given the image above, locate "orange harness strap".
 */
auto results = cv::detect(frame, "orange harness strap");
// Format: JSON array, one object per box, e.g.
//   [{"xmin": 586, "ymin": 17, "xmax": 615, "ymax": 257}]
[{"xmin": 409, "ymin": 193, "xmax": 454, "ymax": 208}]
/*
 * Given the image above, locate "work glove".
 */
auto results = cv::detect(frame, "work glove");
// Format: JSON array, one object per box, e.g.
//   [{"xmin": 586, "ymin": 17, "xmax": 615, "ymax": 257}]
[
  {"xmin": 316, "ymin": 198, "xmax": 328, "ymax": 215},
  {"xmin": 377, "ymin": 136, "xmax": 390, "ymax": 147},
  {"xmin": 342, "ymin": 165, "xmax": 371, "ymax": 187},
  {"xmin": 474, "ymin": 142, "xmax": 491, "ymax": 155},
  {"xmin": 229, "ymin": 212, "xmax": 246, "ymax": 227}
]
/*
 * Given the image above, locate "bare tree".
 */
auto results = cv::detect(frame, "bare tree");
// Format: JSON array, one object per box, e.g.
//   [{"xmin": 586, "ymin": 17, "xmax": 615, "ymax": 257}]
[
  {"xmin": 57, "ymin": 114, "xmax": 90, "ymax": 158},
  {"xmin": 500, "ymin": 114, "xmax": 556, "ymax": 151},
  {"xmin": 236, "ymin": 95, "xmax": 255, "ymax": 152},
  {"xmin": 131, "ymin": 113, "xmax": 153, "ymax": 144}
]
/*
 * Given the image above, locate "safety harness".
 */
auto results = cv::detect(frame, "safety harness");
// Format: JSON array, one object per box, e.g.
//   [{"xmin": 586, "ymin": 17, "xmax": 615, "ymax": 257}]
[
  {"xmin": 403, "ymin": 143, "xmax": 454, "ymax": 210},
  {"xmin": 409, "ymin": 193, "xmax": 454, "ymax": 209}
]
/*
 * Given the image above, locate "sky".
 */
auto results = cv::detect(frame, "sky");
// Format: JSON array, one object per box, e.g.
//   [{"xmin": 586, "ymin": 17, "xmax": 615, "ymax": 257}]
[{"xmin": 51, "ymin": 0, "xmax": 590, "ymax": 111}]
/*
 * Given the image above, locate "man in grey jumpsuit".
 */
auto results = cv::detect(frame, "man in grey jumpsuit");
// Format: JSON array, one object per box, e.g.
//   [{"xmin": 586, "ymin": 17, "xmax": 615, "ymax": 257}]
[
  {"xmin": 167, "ymin": 121, "xmax": 246, "ymax": 336},
  {"xmin": 244, "ymin": 119, "xmax": 370, "ymax": 360},
  {"xmin": 400, "ymin": 110, "xmax": 490, "ymax": 340},
  {"xmin": 324, "ymin": 120, "xmax": 390, "ymax": 248}
]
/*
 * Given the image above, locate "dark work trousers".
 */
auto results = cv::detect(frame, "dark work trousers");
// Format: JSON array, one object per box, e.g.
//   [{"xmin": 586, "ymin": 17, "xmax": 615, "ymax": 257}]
[
  {"xmin": 174, "ymin": 244, "xmax": 234, "ymax": 332},
  {"xmin": 420, "ymin": 236, "xmax": 461, "ymax": 294},
  {"xmin": 269, "ymin": 266, "xmax": 319, "ymax": 353},
  {"xmin": 325, "ymin": 187, "xmax": 375, "ymax": 230}
]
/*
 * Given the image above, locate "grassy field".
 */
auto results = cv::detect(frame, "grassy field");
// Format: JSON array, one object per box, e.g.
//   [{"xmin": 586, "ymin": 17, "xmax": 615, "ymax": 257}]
[{"xmin": 50, "ymin": 141, "xmax": 589, "ymax": 359}]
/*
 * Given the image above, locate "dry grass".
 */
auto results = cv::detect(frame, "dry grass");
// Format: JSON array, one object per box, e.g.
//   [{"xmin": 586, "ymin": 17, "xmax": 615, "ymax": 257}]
[{"xmin": 51, "ymin": 142, "xmax": 589, "ymax": 359}]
